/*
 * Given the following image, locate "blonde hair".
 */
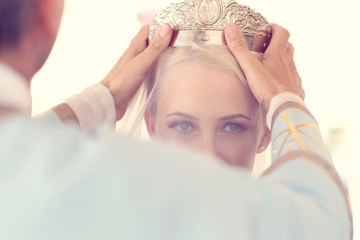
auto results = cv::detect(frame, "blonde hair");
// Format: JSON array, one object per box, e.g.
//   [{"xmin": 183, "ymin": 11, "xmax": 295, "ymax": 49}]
[
  {"xmin": 144, "ymin": 45, "xmax": 265, "ymax": 125},
  {"xmin": 118, "ymin": 45, "xmax": 266, "ymax": 136}
]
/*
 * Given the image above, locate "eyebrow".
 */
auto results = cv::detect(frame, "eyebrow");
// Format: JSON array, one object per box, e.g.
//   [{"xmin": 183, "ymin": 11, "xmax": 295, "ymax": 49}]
[
  {"xmin": 166, "ymin": 112, "xmax": 199, "ymax": 120},
  {"xmin": 165, "ymin": 112, "xmax": 252, "ymax": 121},
  {"xmin": 217, "ymin": 114, "xmax": 253, "ymax": 121}
]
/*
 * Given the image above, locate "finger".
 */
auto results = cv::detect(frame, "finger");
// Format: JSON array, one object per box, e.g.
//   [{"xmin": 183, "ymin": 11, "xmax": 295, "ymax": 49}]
[
  {"xmin": 224, "ymin": 24, "xmax": 263, "ymax": 76},
  {"xmin": 115, "ymin": 25, "xmax": 150, "ymax": 68},
  {"xmin": 286, "ymin": 43, "xmax": 298, "ymax": 79},
  {"xmin": 286, "ymin": 42, "xmax": 294, "ymax": 60},
  {"xmin": 267, "ymin": 24, "xmax": 290, "ymax": 53},
  {"xmin": 129, "ymin": 23, "xmax": 172, "ymax": 76},
  {"xmin": 301, "ymin": 86, "xmax": 305, "ymax": 100},
  {"xmin": 124, "ymin": 25, "xmax": 150, "ymax": 60},
  {"xmin": 287, "ymin": 49, "xmax": 304, "ymax": 100},
  {"xmin": 286, "ymin": 42, "xmax": 297, "ymax": 80},
  {"xmin": 128, "ymin": 24, "xmax": 150, "ymax": 55},
  {"xmin": 287, "ymin": 45, "xmax": 299, "ymax": 84}
]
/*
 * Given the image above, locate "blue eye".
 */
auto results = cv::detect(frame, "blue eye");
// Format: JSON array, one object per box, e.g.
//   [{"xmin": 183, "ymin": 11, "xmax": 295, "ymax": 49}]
[
  {"xmin": 169, "ymin": 121, "xmax": 194, "ymax": 133},
  {"xmin": 223, "ymin": 123, "xmax": 245, "ymax": 133}
]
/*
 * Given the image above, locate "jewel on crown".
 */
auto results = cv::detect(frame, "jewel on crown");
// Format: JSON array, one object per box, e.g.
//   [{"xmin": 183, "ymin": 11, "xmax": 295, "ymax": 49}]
[{"xmin": 149, "ymin": 0, "xmax": 272, "ymax": 53}]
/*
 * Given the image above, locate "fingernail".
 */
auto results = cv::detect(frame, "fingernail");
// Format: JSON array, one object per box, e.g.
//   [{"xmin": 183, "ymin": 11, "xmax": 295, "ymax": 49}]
[
  {"xmin": 226, "ymin": 25, "xmax": 239, "ymax": 40},
  {"xmin": 159, "ymin": 24, "xmax": 170, "ymax": 39}
]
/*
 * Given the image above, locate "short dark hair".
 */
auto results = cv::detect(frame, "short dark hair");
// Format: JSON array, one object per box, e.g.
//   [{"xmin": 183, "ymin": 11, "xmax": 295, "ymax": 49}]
[{"xmin": 0, "ymin": 0, "xmax": 38, "ymax": 48}]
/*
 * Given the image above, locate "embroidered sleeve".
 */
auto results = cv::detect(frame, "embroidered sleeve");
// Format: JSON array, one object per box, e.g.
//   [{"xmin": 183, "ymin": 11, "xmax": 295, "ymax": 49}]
[
  {"xmin": 270, "ymin": 103, "xmax": 330, "ymax": 162},
  {"xmin": 262, "ymin": 102, "xmax": 353, "ymax": 238},
  {"xmin": 50, "ymin": 103, "xmax": 80, "ymax": 127},
  {"xmin": 34, "ymin": 103, "xmax": 80, "ymax": 128}
]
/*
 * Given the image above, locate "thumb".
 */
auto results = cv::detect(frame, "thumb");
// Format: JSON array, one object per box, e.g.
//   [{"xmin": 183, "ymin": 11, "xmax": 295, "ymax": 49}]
[
  {"xmin": 224, "ymin": 24, "xmax": 263, "ymax": 77},
  {"xmin": 225, "ymin": 24, "xmax": 276, "ymax": 110}
]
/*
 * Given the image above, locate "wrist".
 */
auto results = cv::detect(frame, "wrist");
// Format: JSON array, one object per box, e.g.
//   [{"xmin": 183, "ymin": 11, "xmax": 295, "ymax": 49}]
[
  {"xmin": 100, "ymin": 81, "xmax": 128, "ymax": 121},
  {"xmin": 266, "ymin": 92, "xmax": 306, "ymax": 129},
  {"xmin": 65, "ymin": 83, "xmax": 116, "ymax": 129},
  {"xmin": 257, "ymin": 81, "xmax": 288, "ymax": 112}
]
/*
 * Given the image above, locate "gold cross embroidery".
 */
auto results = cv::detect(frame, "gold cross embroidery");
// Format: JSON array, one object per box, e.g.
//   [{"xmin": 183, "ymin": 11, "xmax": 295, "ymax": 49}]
[{"xmin": 272, "ymin": 111, "xmax": 327, "ymax": 160}]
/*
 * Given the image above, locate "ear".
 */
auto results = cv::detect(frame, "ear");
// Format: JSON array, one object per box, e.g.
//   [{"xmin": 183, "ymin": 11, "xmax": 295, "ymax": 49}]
[
  {"xmin": 35, "ymin": 0, "xmax": 64, "ymax": 42},
  {"xmin": 144, "ymin": 108, "xmax": 156, "ymax": 138},
  {"xmin": 257, "ymin": 126, "xmax": 271, "ymax": 153}
]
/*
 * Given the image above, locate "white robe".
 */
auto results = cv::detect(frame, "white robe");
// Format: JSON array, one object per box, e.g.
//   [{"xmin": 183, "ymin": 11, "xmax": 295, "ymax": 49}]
[{"xmin": 0, "ymin": 63, "xmax": 352, "ymax": 239}]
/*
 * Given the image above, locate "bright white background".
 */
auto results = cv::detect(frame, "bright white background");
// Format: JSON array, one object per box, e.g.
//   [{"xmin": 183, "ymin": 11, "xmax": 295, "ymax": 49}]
[{"xmin": 31, "ymin": 0, "xmax": 359, "ymax": 236}]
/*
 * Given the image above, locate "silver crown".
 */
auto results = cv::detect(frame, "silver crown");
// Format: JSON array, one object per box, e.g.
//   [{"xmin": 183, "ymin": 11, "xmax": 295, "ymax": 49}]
[{"xmin": 149, "ymin": 0, "xmax": 272, "ymax": 53}]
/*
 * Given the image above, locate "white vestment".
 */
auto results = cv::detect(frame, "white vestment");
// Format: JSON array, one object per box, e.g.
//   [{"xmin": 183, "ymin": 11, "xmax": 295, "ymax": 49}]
[{"xmin": 0, "ymin": 63, "xmax": 352, "ymax": 239}]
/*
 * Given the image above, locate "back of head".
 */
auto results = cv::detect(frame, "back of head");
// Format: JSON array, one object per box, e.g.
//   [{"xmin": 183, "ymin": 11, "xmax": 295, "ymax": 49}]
[{"xmin": 0, "ymin": 0, "xmax": 38, "ymax": 49}]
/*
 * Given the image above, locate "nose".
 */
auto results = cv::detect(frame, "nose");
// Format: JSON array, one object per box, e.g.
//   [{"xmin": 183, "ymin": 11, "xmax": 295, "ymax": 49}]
[{"xmin": 199, "ymin": 134, "xmax": 217, "ymax": 156}]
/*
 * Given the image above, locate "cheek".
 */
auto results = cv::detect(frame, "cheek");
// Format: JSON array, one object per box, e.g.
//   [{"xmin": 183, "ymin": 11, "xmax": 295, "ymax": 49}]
[{"xmin": 153, "ymin": 118, "xmax": 172, "ymax": 140}]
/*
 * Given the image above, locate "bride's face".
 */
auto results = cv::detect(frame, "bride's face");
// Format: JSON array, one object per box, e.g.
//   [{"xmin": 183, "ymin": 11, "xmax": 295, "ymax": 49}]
[{"xmin": 145, "ymin": 62, "xmax": 267, "ymax": 168}]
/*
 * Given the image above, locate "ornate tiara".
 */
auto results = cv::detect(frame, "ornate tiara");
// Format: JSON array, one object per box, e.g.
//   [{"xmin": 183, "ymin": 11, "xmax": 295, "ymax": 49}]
[{"xmin": 149, "ymin": 0, "xmax": 272, "ymax": 53}]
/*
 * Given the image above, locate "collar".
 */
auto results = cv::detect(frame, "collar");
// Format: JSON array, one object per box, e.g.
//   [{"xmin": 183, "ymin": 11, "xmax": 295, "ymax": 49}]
[{"xmin": 0, "ymin": 62, "xmax": 31, "ymax": 116}]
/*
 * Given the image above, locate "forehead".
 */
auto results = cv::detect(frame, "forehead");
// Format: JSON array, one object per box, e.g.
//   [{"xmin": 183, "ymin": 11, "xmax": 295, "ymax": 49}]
[{"xmin": 155, "ymin": 62, "xmax": 258, "ymax": 118}]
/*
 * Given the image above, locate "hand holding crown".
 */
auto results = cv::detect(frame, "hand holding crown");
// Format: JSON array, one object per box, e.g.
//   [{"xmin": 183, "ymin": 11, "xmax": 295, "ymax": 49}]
[
  {"xmin": 147, "ymin": 0, "xmax": 303, "ymax": 113},
  {"xmin": 149, "ymin": 0, "xmax": 272, "ymax": 52},
  {"xmin": 225, "ymin": 23, "xmax": 304, "ymax": 112},
  {"xmin": 102, "ymin": 0, "xmax": 303, "ymax": 120},
  {"xmin": 101, "ymin": 24, "xmax": 173, "ymax": 121}
]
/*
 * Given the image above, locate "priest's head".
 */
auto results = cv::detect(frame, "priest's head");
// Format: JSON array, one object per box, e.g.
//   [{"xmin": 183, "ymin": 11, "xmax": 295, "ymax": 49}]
[{"xmin": 0, "ymin": 0, "xmax": 65, "ymax": 80}]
